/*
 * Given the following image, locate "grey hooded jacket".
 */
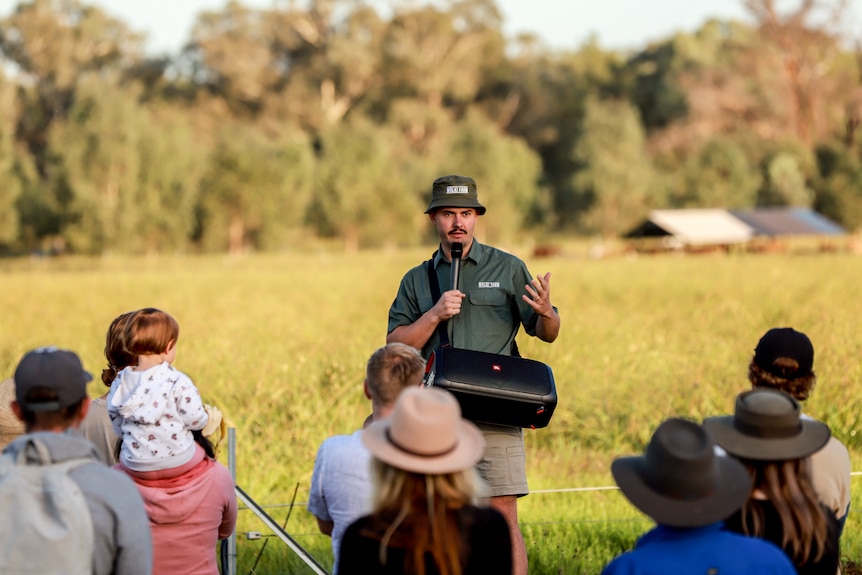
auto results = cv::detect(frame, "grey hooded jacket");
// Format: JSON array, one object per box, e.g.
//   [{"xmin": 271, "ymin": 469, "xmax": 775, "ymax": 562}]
[{"xmin": 3, "ymin": 431, "xmax": 153, "ymax": 575}]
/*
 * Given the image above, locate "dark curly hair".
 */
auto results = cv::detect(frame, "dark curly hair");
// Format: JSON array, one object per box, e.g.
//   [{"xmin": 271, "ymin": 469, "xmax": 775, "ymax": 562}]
[{"xmin": 748, "ymin": 357, "xmax": 816, "ymax": 402}]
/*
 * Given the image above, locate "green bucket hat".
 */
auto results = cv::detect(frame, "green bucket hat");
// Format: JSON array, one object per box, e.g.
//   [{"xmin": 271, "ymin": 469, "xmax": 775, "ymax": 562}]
[{"xmin": 424, "ymin": 175, "xmax": 486, "ymax": 215}]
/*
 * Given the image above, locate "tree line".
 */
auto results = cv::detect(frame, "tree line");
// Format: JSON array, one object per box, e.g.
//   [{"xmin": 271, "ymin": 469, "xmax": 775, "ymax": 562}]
[{"xmin": 0, "ymin": 0, "xmax": 860, "ymax": 255}]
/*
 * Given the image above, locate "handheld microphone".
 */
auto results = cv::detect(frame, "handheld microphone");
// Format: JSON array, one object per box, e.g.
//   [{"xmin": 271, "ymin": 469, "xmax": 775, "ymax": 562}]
[{"xmin": 450, "ymin": 242, "xmax": 463, "ymax": 291}]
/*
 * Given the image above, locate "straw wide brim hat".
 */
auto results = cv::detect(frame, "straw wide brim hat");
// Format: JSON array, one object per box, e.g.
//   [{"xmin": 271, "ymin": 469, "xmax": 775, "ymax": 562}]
[
  {"xmin": 703, "ymin": 389, "xmax": 830, "ymax": 461},
  {"xmin": 362, "ymin": 387, "xmax": 484, "ymax": 475},
  {"xmin": 0, "ymin": 378, "xmax": 26, "ymax": 449},
  {"xmin": 611, "ymin": 418, "xmax": 752, "ymax": 528}
]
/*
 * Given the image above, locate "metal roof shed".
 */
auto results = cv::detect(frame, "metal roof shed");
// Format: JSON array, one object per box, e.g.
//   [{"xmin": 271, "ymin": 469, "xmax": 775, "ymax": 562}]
[
  {"xmin": 730, "ymin": 208, "xmax": 846, "ymax": 236},
  {"xmin": 624, "ymin": 209, "xmax": 754, "ymax": 247}
]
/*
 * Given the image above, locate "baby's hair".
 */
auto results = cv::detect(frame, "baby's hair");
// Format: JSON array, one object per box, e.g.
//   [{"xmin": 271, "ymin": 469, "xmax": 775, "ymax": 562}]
[
  {"xmin": 124, "ymin": 308, "xmax": 179, "ymax": 356},
  {"xmin": 101, "ymin": 310, "xmax": 138, "ymax": 387}
]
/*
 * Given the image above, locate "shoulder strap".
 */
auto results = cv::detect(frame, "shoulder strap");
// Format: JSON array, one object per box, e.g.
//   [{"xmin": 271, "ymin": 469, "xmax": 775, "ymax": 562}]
[{"xmin": 426, "ymin": 255, "xmax": 450, "ymax": 347}]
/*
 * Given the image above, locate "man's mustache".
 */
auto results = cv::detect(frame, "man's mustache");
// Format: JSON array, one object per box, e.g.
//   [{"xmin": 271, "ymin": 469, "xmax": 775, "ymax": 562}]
[{"xmin": 449, "ymin": 228, "xmax": 466, "ymax": 235}]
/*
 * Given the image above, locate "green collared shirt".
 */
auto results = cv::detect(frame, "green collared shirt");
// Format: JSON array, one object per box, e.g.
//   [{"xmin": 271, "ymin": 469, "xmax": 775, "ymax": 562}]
[{"xmin": 388, "ymin": 241, "xmax": 554, "ymax": 359}]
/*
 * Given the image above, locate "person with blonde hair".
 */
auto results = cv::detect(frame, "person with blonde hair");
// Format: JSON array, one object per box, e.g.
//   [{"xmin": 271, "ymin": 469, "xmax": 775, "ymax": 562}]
[
  {"xmin": 309, "ymin": 342, "xmax": 427, "ymax": 573},
  {"xmin": 338, "ymin": 387, "xmax": 511, "ymax": 575},
  {"xmin": 704, "ymin": 389, "xmax": 840, "ymax": 575}
]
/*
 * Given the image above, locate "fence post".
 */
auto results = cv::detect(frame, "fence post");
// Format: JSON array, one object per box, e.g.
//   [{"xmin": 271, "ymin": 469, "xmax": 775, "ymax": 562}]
[{"xmin": 227, "ymin": 427, "xmax": 237, "ymax": 575}]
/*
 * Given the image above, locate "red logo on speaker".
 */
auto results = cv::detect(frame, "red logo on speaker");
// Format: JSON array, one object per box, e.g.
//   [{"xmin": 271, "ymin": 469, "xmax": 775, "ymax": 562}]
[{"xmin": 492, "ymin": 364, "xmax": 502, "ymax": 372}]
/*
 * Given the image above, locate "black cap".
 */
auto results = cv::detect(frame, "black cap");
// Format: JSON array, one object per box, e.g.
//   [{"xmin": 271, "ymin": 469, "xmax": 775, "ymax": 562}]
[
  {"xmin": 753, "ymin": 328, "xmax": 814, "ymax": 379},
  {"xmin": 14, "ymin": 347, "xmax": 92, "ymax": 411}
]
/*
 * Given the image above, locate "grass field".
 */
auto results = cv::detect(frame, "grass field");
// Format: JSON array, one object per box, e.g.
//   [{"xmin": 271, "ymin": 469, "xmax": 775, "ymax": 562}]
[{"xmin": 1, "ymin": 247, "xmax": 860, "ymax": 574}]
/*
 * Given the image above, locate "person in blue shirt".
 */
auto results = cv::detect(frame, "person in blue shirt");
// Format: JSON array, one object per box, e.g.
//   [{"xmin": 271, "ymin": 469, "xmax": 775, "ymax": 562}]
[{"xmin": 601, "ymin": 418, "xmax": 795, "ymax": 575}]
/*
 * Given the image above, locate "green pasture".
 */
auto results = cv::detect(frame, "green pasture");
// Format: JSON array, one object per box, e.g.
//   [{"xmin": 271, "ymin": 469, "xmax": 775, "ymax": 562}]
[{"xmin": 1, "ymin": 248, "xmax": 860, "ymax": 573}]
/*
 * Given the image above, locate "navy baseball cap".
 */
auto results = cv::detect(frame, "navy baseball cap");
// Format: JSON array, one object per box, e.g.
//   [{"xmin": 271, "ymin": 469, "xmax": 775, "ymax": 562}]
[
  {"xmin": 14, "ymin": 347, "xmax": 92, "ymax": 411},
  {"xmin": 753, "ymin": 328, "xmax": 814, "ymax": 379}
]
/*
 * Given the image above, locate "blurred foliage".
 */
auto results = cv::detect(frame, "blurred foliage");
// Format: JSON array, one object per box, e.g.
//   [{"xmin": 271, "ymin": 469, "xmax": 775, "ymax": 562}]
[{"xmin": 0, "ymin": 0, "xmax": 861, "ymax": 255}]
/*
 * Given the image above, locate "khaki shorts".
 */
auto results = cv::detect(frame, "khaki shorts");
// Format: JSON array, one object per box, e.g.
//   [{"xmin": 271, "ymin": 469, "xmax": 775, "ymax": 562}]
[{"xmin": 475, "ymin": 424, "xmax": 528, "ymax": 498}]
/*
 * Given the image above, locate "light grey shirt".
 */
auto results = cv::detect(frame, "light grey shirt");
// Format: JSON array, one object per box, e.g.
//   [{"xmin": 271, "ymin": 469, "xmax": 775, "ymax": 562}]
[
  {"xmin": 308, "ymin": 430, "xmax": 372, "ymax": 575},
  {"xmin": 75, "ymin": 397, "xmax": 118, "ymax": 466}
]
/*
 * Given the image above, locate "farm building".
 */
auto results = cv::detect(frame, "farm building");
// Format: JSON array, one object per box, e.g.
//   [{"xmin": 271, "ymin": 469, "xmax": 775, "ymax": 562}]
[
  {"xmin": 624, "ymin": 208, "xmax": 846, "ymax": 252},
  {"xmin": 730, "ymin": 207, "xmax": 846, "ymax": 237}
]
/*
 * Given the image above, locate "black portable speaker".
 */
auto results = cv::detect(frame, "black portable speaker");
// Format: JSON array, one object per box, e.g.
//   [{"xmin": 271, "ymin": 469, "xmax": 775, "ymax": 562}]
[{"xmin": 423, "ymin": 346, "xmax": 557, "ymax": 429}]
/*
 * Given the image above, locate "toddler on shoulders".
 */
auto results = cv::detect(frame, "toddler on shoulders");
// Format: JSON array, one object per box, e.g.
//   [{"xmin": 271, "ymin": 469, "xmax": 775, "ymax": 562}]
[{"xmin": 107, "ymin": 308, "xmax": 208, "ymax": 474}]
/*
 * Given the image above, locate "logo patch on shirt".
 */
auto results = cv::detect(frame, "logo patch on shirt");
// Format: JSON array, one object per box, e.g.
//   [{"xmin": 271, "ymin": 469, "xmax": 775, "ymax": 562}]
[
  {"xmin": 478, "ymin": 281, "xmax": 500, "ymax": 288},
  {"xmin": 446, "ymin": 186, "xmax": 469, "ymax": 194}
]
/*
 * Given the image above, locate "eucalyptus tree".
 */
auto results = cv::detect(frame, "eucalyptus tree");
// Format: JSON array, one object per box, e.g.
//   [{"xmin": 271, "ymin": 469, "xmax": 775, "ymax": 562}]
[
  {"xmin": 0, "ymin": 0, "xmax": 144, "ymax": 170},
  {"xmin": 678, "ymin": 137, "xmax": 762, "ymax": 208},
  {"xmin": 814, "ymin": 143, "xmax": 862, "ymax": 230},
  {"xmin": 441, "ymin": 109, "xmax": 545, "ymax": 245},
  {"xmin": 263, "ymin": 0, "xmax": 390, "ymax": 133},
  {"xmin": 754, "ymin": 141, "xmax": 818, "ymax": 208},
  {"xmin": 763, "ymin": 153, "xmax": 815, "ymax": 207},
  {"xmin": 572, "ymin": 97, "xmax": 659, "ymax": 238},
  {"xmin": 134, "ymin": 105, "xmax": 207, "ymax": 254},
  {"xmin": 743, "ymin": 0, "xmax": 856, "ymax": 146},
  {"xmin": 496, "ymin": 39, "xmax": 625, "ymax": 230},
  {"xmin": 379, "ymin": 0, "xmax": 505, "ymax": 111},
  {"xmin": 45, "ymin": 75, "xmax": 201, "ymax": 254},
  {"xmin": 45, "ymin": 76, "xmax": 144, "ymax": 253},
  {"xmin": 622, "ymin": 17, "xmax": 846, "ymax": 214},
  {"xmin": 184, "ymin": 1, "xmax": 279, "ymax": 118},
  {"xmin": 0, "ymin": 0, "xmax": 149, "ymax": 253},
  {"xmin": 633, "ymin": 5, "xmax": 857, "ymax": 170},
  {"xmin": 309, "ymin": 116, "xmax": 418, "ymax": 251},
  {"xmin": 197, "ymin": 123, "xmax": 315, "ymax": 254},
  {"xmin": 0, "ymin": 74, "xmax": 22, "ymax": 247}
]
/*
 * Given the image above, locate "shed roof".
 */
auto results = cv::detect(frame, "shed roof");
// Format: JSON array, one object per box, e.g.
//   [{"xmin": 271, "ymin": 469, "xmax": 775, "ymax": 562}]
[
  {"xmin": 731, "ymin": 208, "xmax": 845, "ymax": 236},
  {"xmin": 625, "ymin": 209, "xmax": 753, "ymax": 246}
]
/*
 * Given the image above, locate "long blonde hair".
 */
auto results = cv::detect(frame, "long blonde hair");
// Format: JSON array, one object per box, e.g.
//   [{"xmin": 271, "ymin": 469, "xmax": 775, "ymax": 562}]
[
  {"xmin": 367, "ymin": 458, "xmax": 486, "ymax": 575},
  {"xmin": 738, "ymin": 457, "xmax": 829, "ymax": 566}
]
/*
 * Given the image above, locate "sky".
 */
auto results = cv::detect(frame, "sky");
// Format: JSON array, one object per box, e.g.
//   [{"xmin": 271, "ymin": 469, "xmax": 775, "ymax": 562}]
[{"xmin": 47, "ymin": 0, "xmax": 759, "ymax": 55}]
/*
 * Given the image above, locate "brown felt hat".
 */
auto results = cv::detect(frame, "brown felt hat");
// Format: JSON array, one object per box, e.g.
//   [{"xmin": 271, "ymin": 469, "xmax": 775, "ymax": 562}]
[
  {"xmin": 362, "ymin": 387, "xmax": 484, "ymax": 474},
  {"xmin": 424, "ymin": 175, "xmax": 486, "ymax": 215},
  {"xmin": 703, "ymin": 389, "xmax": 830, "ymax": 461},
  {"xmin": 611, "ymin": 418, "xmax": 752, "ymax": 528}
]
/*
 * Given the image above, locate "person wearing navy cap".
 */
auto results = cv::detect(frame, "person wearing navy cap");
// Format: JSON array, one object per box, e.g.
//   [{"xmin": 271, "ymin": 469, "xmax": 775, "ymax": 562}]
[{"xmin": 4, "ymin": 346, "xmax": 152, "ymax": 575}]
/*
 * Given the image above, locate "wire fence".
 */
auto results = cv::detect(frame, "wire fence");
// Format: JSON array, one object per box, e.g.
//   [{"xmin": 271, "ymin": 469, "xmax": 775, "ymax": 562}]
[
  {"xmin": 239, "ymin": 470, "xmax": 862, "ymax": 513},
  {"xmin": 225, "ymin": 428, "xmax": 861, "ymax": 574}
]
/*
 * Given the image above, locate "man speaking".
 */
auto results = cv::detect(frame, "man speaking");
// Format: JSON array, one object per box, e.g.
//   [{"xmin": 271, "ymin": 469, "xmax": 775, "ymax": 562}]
[{"xmin": 387, "ymin": 174, "xmax": 561, "ymax": 575}]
